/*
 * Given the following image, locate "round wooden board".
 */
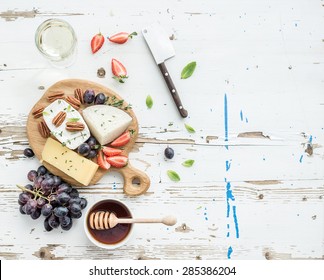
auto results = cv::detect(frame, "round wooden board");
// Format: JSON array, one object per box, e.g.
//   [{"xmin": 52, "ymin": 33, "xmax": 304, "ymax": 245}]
[{"xmin": 26, "ymin": 79, "xmax": 150, "ymax": 196}]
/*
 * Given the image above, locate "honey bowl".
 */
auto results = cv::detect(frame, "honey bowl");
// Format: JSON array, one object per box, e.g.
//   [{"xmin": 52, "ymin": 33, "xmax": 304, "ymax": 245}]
[{"xmin": 84, "ymin": 199, "xmax": 133, "ymax": 249}]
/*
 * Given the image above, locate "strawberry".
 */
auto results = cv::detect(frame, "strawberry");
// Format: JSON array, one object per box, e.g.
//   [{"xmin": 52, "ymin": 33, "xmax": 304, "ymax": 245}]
[
  {"xmin": 102, "ymin": 146, "xmax": 122, "ymax": 157},
  {"xmin": 97, "ymin": 150, "xmax": 111, "ymax": 170},
  {"xmin": 110, "ymin": 131, "xmax": 131, "ymax": 147},
  {"xmin": 108, "ymin": 32, "xmax": 137, "ymax": 44},
  {"xmin": 111, "ymin": 58, "xmax": 128, "ymax": 83},
  {"xmin": 106, "ymin": 155, "xmax": 128, "ymax": 168},
  {"xmin": 91, "ymin": 33, "xmax": 105, "ymax": 54}
]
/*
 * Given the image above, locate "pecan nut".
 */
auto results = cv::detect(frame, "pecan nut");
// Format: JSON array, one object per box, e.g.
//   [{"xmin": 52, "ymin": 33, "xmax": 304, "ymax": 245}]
[
  {"xmin": 65, "ymin": 95, "xmax": 81, "ymax": 110},
  {"xmin": 52, "ymin": 111, "xmax": 66, "ymax": 127},
  {"xmin": 38, "ymin": 120, "xmax": 50, "ymax": 138},
  {"xmin": 32, "ymin": 105, "xmax": 45, "ymax": 119},
  {"xmin": 74, "ymin": 88, "xmax": 84, "ymax": 104},
  {"xmin": 65, "ymin": 121, "xmax": 84, "ymax": 131},
  {"xmin": 47, "ymin": 91, "xmax": 65, "ymax": 102}
]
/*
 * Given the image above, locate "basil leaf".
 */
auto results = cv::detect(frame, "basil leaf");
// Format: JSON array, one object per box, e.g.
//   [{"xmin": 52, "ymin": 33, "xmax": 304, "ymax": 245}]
[
  {"xmin": 146, "ymin": 95, "xmax": 153, "ymax": 109},
  {"xmin": 182, "ymin": 159, "xmax": 195, "ymax": 167},
  {"xmin": 185, "ymin": 123, "xmax": 195, "ymax": 133},
  {"xmin": 167, "ymin": 170, "xmax": 180, "ymax": 182},
  {"xmin": 67, "ymin": 118, "xmax": 80, "ymax": 122},
  {"xmin": 181, "ymin": 61, "xmax": 196, "ymax": 79}
]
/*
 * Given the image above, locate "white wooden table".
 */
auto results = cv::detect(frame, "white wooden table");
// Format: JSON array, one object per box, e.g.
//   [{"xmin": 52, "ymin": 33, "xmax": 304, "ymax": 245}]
[{"xmin": 0, "ymin": 0, "xmax": 323, "ymax": 260}]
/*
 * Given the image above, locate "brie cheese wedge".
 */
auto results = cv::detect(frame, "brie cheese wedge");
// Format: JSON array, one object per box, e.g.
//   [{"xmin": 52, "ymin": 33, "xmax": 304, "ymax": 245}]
[
  {"xmin": 82, "ymin": 105, "xmax": 132, "ymax": 145},
  {"xmin": 42, "ymin": 99, "xmax": 90, "ymax": 149}
]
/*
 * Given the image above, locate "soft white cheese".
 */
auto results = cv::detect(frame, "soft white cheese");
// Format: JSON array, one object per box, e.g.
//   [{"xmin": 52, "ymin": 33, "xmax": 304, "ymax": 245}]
[
  {"xmin": 82, "ymin": 105, "xmax": 132, "ymax": 145},
  {"xmin": 42, "ymin": 99, "xmax": 90, "ymax": 150}
]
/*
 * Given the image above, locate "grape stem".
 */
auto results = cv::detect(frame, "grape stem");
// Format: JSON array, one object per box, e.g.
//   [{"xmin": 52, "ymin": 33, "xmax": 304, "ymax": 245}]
[{"xmin": 16, "ymin": 185, "xmax": 50, "ymax": 202}]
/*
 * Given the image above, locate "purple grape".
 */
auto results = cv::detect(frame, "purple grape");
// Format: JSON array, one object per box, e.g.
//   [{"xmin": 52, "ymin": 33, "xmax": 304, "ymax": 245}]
[
  {"xmin": 19, "ymin": 205, "xmax": 26, "ymax": 214},
  {"xmin": 87, "ymin": 137, "xmax": 97, "ymax": 149},
  {"xmin": 57, "ymin": 183, "xmax": 72, "ymax": 194},
  {"xmin": 94, "ymin": 93, "xmax": 106, "ymax": 104},
  {"xmin": 48, "ymin": 214, "xmax": 60, "ymax": 228},
  {"xmin": 59, "ymin": 215, "xmax": 71, "ymax": 228},
  {"xmin": 23, "ymin": 148, "xmax": 34, "ymax": 158},
  {"xmin": 69, "ymin": 202, "xmax": 81, "ymax": 214},
  {"xmin": 27, "ymin": 170, "xmax": 38, "ymax": 182},
  {"xmin": 19, "ymin": 193, "xmax": 30, "ymax": 204},
  {"xmin": 69, "ymin": 197, "xmax": 81, "ymax": 204},
  {"xmin": 80, "ymin": 198, "xmax": 88, "ymax": 209},
  {"xmin": 83, "ymin": 89, "xmax": 95, "ymax": 104},
  {"xmin": 36, "ymin": 197, "xmax": 46, "ymax": 208},
  {"xmin": 24, "ymin": 199, "xmax": 37, "ymax": 215},
  {"xmin": 70, "ymin": 211, "xmax": 82, "ymax": 219},
  {"xmin": 61, "ymin": 218, "xmax": 73, "ymax": 231},
  {"xmin": 34, "ymin": 175, "xmax": 44, "ymax": 189},
  {"xmin": 53, "ymin": 206, "xmax": 69, "ymax": 217},
  {"xmin": 37, "ymin": 165, "xmax": 47, "ymax": 175},
  {"xmin": 53, "ymin": 176, "xmax": 62, "ymax": 187},
  {"xmin": 57, "ymin": 192, "xmax": 70, "ymax": 204},
  {"xmin": 41, "ymin": 204, "xmax": 53, "ymax": 217},
  {"xmin": 24, "ymin": 184, "xmax": 34, "ymax": 192},
  {"xmin": 31, "ymin": 209, "xmax": 41, "ymax": 220},
  {"xmin": 44, "ymin": 217, "xmax": 53, "ymax": 232},
  {"xmin": 77, "ymin": 143, "xmax": 91, "ymax": 157},
  {"xmin": 86, "ymin": 150, "xmax": 97, "ymax": 159},
  {"xmin": 69, "ymin": 188, "xmax": 79, "ymax": 198},
  {"xmin": 164, "ymin": 147, "xmax": 174, "ymax": 159}
]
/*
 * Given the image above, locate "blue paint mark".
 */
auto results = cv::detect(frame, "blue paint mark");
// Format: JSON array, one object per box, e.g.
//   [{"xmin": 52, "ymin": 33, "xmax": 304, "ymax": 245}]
[
  {"xmin": 204, "ymin": 212, "xmax": 207, "ymax": 216},
  {"xmin": 227, "ymin": 224, "xmax": 230, "ymax": 229},
  {"xmin": 240, "ymin": 110, "xmax": 243, "ymax": 121},
  {"xmin": 226, "ymin": 160, "xmax": 231, "ymax": 171},
  {"xmin": 226, "ymin": 182, "xmax": 235, "ymax": 218},
  {"xmin": 309, "ymin": 135, "xmax": 313, "ymax": 143},
  {"xmin": 227, "ymin": 232, "xmax": 230, "ymax": 237},
  {"xmin": 205, "ymin": 217, "xmax": 208, "ymax": 221},
  {"xmin": 227, "ymin": 246, "xmax": 233, "ymax": 259},
  {"xmin": 299, "ymin": 155, "xmax": 303, "ymax": 163},
  {"xmin": 112, "ymin": 182, "xmax": 116, "ymax": 190},
  {"xmin": 224, "ymin": 94, "xmax": 228, "ymax": 149},
  {"xmin": 232, "ymin": 205, "xmax": 240, "ymax": 238},
  {"xmin": 245, "ymin": 117, "xmax": 248, "ymax": 123}
]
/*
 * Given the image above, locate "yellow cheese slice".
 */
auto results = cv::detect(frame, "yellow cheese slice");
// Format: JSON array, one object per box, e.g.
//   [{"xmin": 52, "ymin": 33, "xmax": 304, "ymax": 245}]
[{"xmin": 41, "ymin": 138, "xmax": 98, "ymax": 186}]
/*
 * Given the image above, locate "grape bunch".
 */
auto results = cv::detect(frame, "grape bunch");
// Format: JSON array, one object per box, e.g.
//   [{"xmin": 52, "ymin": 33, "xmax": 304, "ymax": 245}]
[{"xmin": 18, "ymin": 165, "xmax": 88, "ymax": 232}]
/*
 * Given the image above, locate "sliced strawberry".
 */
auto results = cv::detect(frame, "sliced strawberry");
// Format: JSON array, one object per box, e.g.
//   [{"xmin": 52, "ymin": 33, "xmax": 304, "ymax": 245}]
[
  {"xmin": 97, "ymin": 150, "xmax": 111, "ymax": 170},
  {"xmin": 110, "ymin": 131, "xmax": 131, "ymax": 147},
  {"xmin": 91, "ymin": 33, "xmax": 105, "ymax": 54},
  {"xmin": 108, "ymin": 32, "xmax": 137, "ymax": 44},
  {"xmin": 102, "ymin": 146, "xmax": 123, "ymax": 157},
  {"xmin": 106, "ymin": 155, "xmax": 128, "ymax": 168},
  {"xmin": 111, "ymin": 58, "xmax": 128, "ymax": 83}
]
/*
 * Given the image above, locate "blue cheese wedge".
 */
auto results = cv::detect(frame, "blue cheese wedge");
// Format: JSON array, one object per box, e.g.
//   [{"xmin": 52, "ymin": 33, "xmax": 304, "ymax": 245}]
[
  {"xmin": 82, "ymin": 105, "xmax": 132, "ymax": 145},
  {"xmin": 42, "ymin": 99, "xmax": 90, "ymax": 149}
]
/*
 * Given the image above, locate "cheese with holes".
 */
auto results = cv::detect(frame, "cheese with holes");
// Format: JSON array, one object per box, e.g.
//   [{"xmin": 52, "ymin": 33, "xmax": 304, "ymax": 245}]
[
  {"xmin": 42, "ymin": 138, "xmax": 98, "ymax": 186},
  {"xmin": 82, "ymin": 105, "xmax": 132, "ymax": 145},
  {"xmin": 43, "ymin": 99, "xmax": 90, "ymax": 149}
]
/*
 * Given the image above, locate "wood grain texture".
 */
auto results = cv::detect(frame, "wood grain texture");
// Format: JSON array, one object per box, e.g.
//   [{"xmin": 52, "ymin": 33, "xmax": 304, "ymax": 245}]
[
  {"xmin": 0, "ymin": 0, "xmax": 324, "ymax": 260},
  {"xmin": 26, "ymin": 79, "xmax": 150, "ymax": 195}
]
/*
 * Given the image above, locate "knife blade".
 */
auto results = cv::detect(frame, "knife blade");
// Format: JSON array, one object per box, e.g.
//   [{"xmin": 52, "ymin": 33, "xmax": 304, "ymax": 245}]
[{"xmin": 142, "ymin": 23, "xmax": 188, "ymax": 118}]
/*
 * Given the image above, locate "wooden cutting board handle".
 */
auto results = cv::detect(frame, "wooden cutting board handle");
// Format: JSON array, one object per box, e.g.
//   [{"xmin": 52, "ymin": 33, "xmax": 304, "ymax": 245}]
[{"xmin": 119, "ymin": 164, "xmax": 150, "ymax": 196}]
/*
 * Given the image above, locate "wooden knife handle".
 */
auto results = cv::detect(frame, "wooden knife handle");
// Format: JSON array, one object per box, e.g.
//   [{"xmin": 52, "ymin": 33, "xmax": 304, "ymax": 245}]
[{"xmin": 158, "ymin": 62, "xmax": 188, "ymax": 118}]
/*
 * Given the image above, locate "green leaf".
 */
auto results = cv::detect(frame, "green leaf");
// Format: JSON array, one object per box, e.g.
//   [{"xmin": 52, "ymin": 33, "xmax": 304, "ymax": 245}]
[
  {"xmin": 184, "ymin": 123, "xmax": 195, "ymax": 133},
  {"xmin": 146, "ymin": 95, "xmax": 153, "ymax": 109},
  {"xmin": 42, "ymin": 111, "xmax": 50, "ymax": 116},
  {"xmin": 181, "ymin": 61, "xmax": 196, "ymax": 79},
  {"xmin": 67, "ymin": 118, "xmax": 80, "ymax": 122},
  {"xmin": 66, "ymin": 105, "xmax": 72, "ymax": 112},
  {"xmin": 182, "ymin": 159, "xmax": 195, "ymax": 167},
  {"xmin": 167, "ymin": 170, "xmax": 180, "ymax": 182}
]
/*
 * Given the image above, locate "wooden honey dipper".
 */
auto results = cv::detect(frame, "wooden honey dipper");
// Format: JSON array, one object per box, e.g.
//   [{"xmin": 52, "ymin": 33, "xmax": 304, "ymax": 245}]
[{"xmin": 89, "ymin": 211, "xmax": 177, "ymax": 230}]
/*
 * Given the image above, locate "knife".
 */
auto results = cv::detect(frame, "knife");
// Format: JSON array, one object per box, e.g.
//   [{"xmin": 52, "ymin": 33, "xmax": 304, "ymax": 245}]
[{"xmin": 142, "ymin": 23, "xmax": 188, "ymax": 118}]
